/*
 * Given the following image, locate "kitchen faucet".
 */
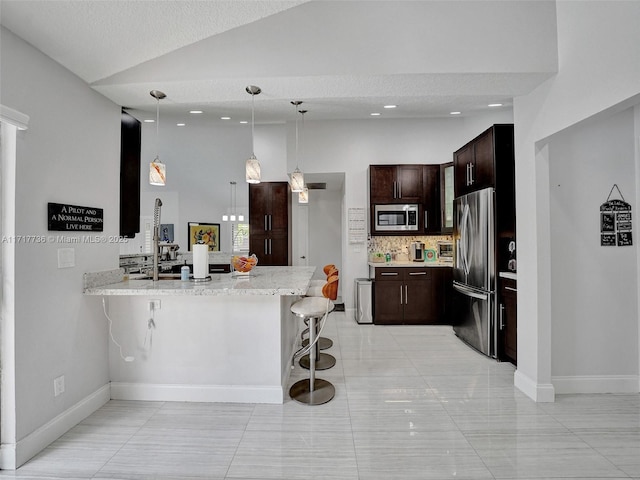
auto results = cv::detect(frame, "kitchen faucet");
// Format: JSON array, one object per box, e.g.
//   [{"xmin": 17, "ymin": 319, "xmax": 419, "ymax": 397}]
[{"xmin": 152, "ymin": 198, "xmax": 162, "ymax": 281}]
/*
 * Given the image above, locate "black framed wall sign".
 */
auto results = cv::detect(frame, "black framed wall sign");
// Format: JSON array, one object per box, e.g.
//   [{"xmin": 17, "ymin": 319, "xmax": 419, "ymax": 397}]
[
  {"xmin": 600, "ymin": 184, "xmax": 632, "ymax": 247},
  {"xmin": 48, "ymin": 202, "xmax": 104, "ymax": 232}
]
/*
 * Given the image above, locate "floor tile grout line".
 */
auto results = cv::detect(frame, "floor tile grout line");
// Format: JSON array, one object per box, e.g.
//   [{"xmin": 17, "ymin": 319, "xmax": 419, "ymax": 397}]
[
  {"xmin": 91, "ymin": 400, "xmax": 167, "ymax": 479},
  {"xmin": 337, "ymin": 311, "xmax": 362, "ymax": 480}
]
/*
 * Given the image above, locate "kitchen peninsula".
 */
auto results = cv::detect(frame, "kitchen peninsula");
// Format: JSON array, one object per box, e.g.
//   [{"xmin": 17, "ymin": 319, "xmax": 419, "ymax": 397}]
[{"xmin": 84, "ymin": 266, "xmax": 315, "ymax": 404}]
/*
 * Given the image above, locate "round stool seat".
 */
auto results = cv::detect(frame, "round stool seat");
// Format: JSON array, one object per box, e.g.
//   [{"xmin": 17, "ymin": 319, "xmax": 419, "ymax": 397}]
[{"xmin": 291, "ymin": 297, "xmax": 335, "ymax": 317}]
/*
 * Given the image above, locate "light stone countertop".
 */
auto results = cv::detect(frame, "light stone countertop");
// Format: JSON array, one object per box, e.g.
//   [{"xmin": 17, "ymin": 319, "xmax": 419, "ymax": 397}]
[
  {"xmin": 84, "ymin": 266, "xmax": 316, "ymax": 296},
  {"xmin": 368, "ymin": 261, "xmax": 453, "ymax": 268}
]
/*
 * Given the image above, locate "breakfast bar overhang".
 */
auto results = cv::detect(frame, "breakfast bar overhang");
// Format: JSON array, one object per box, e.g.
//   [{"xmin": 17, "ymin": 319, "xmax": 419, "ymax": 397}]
[{"xmin": 84, "ymin": 266, "xmax": 315, "ymax": 404}]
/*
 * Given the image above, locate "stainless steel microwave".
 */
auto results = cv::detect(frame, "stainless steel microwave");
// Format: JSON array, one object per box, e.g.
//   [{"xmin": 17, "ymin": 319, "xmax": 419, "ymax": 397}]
[{"xmin": 374, "ymin": 204, "xmax": 419, "ymax": 231}]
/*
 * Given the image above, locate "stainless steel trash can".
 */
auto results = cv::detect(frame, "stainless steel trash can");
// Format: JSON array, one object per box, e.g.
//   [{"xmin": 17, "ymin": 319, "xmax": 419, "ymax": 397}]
[{"xmin": 354, "ymin": 278, "xmax": 373, "ymax": 324}]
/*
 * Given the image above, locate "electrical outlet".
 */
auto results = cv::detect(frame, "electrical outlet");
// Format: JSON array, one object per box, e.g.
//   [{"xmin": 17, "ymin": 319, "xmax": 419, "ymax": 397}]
[
  {"xmin": 54, "ymin": 375, "xmax": 65, "ymax": 397},
  {"xmin": 148, "ymin": 299, "xmax": 161, "ymax": 311}
]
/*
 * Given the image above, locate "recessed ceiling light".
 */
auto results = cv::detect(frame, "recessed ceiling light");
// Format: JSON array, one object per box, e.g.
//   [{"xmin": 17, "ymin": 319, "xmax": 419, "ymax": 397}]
[
  {"xmin": 370, "ymin": 112, "xmax": 381, "ymax": 116},
  {"xmin": 221, "ymin": 116, "xmax": 231, "ymax": 120},
  {"xmin": 176, "ymin": 123, "xmax": 185, "ymax": 127},
  {"xmin": 239, "ymin": 120, "xmax": 248, "ymax": 124},
  {"xmin": 383, "ymin": 105, "xmax": 397, "ymax": 109},
  {"xmin": 450, "ymin": 111, "xmax": 461, "ymax": 115},
  {"xmin": 488, "ymin": 103, "xmax": 503, "ymax": 107},
  {"xmin": 189, "ymin": 110, "xmax": 203, "ymax": 114},
  {"xmin": 143, "ymin": 119, "xmax": 155, "ymax": 123}
]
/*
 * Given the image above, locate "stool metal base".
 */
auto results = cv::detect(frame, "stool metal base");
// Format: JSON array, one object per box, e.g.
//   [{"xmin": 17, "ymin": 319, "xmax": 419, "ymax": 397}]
[
  {"xmin": 299, "ymin": 353, "xmax": 336, "ymax": 370},
  {"xmin": 302, "ymin": 337, "xmax": 333, "ymax": 350},
  {"xmin": 289, "ymin": 378, "xmax": 335, "ymax": 405}
]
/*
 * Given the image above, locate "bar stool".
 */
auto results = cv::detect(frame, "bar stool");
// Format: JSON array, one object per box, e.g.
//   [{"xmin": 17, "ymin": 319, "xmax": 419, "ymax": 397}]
[
  {"xmin": 302, "ymin": 266, "xmax": 338, "ymax": 351},
  {"xmin": 289, "ymin": 296, "xmax": 335, "ymax": 405},
  {"xmin": 299, "ymin": 274, "xmax": 338, "ymax": 370}
]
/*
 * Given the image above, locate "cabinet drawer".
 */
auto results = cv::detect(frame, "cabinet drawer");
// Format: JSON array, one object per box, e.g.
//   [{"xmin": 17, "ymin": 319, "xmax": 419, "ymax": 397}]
[{"xmin": 375, "ymin": 268, "xmax": 403, "ymax": 281}]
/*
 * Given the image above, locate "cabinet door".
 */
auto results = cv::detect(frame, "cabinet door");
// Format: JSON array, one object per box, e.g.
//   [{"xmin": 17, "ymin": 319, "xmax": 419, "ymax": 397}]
[
  {"xmin": 440, "ymin": 163, "xmax": 454, "ymax": 234},
  {"xmin": 499, "ymin": 278, "xmax": 517, "ymax": 364},
  {"xmin": 269, "ymin": 182, "xmax": 290, "ymax": 233},
  {"xmin": 472, "ymin": 128, "xmax": 495, "ymax": 191},
  {"xmin": 369, "ymin": 165, "xmax": 398, "ymax": 203},
  {"xmin": 373, "ymin": 268, "xmax": 403, "ymax": 324},
  {"xmin": 249, "ymin": 183, "xmax": 270, "ymax": 234},
  {"xmin": 268, "ymin": 233, "xmax": 289, "ymax": 266},
  {"xmin": 397, "ymin": 165, "xmax": 423, "ymax": 202},
  {"xmin": 422, "ymin": 165, "xmax": 440, "ymax": 233},
  {"xmin": 403, "ymin": 269, "xmax": 434, "ymax": 324},
  {"xmin": 454, "ymin": 144, "xmax": 473, "ymax": 197},
  {"xmin": 250, "ymin": 233, "xmax": 288, "ymax": 266},
  {"xmin": 374, "ymin": 280, "xmax": 404, "ymax": 324}
]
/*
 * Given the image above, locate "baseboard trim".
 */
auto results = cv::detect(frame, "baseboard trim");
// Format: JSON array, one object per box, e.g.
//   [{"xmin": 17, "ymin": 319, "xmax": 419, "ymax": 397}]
[
  {"xmin": 514, "ymin": 369, "xmax": 555, "ymax": 402},
  {"xmin": 0, "ymin": 384, "xmax": 110, "ymax": 470},
  {"xmin": 552, "ymin": 375, "xmax": 640, "ymax": 394},
  {"xmin": 110, "ymin": 382, "xmax": 284, "ymax": 404}
]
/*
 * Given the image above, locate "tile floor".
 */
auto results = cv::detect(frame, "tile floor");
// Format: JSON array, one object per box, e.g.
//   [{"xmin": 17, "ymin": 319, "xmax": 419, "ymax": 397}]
[{"xmin": 2, "ymin": 311, "xmax": 640, "ymax": 479}]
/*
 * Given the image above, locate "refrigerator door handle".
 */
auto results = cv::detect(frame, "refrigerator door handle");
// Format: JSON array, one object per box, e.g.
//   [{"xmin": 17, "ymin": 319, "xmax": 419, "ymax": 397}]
[{"xmin": 453, "ymin": 281, "xmax": 488, "ymax": 301}]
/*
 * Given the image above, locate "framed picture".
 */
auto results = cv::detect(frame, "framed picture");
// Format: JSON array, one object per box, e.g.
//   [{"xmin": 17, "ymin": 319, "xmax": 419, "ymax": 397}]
[
  {"xmin": 188, "ymin": 222, "xmax": 220, "ymax": 251},
  {"xmin": 160, "ymin": 224, "xmax": 174, "ymax": 242}
]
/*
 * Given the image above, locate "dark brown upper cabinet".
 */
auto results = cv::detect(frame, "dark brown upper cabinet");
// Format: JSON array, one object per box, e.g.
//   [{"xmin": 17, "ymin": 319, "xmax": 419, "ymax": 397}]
[
  {"xmin": 369, "ymin": 165, "xmax": 424, "ymax": 204},
  {"xmin": 120, "ymin": 109, "xmax": 141, "ymax": 238}
]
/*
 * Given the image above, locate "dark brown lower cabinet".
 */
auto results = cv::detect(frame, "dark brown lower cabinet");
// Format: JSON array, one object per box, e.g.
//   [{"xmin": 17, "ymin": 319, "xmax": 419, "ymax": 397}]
[
  {"xmin": 373, "ymin": 266, "xmax": 451, "ymax": 325},
  {"xmin": 498, "ymin": 276, "xmax": 517, "ymax": 364}
]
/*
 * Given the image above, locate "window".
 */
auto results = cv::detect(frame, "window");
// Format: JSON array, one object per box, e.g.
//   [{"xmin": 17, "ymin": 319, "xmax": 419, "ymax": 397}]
[{"xmin": 232, "ymin": 223, "xmax": 249, "ymax": 252}]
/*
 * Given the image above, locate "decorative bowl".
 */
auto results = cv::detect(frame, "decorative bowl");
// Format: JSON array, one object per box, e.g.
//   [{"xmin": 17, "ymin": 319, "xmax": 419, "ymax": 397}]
[{"xmin": 231, "ymin": 254, "xmax": 258, "ymax": 273}]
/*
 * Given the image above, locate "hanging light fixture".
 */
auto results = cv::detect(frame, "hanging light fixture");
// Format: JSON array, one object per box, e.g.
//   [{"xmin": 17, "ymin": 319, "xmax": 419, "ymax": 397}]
[
  {"xmin": 223, "ymin": 181, "xmax": 244, "ymax": 222},
  {"xmin": 149, "ymin": 90, "xmax": 167, "ymax": 186},
  {"xmin": 299, "ymin": 186, "xmax": 309, "ymax": 204},
  {"xmin": 298, "ymin": 109, "xmax": 309, "ymax": 204},
  {"xmin": 289, "ymin": 100, "xmax": 304, "ymax": 193},
  {"xmin": 245, "ymin": 85, "xmax": 262, "ymax": 184}
]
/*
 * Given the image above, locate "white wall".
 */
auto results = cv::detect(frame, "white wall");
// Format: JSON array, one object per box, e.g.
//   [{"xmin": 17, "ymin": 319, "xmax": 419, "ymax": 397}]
[
  {"xmin": 1, "ymin": 27, "xmax": 118, "ymax": 466},
  {"xmin": 549, "ymin": 107, "xmax": 638, "ymax": 390},
  {"xmin": 288, "ymin": 113, "xmax": 514, "ymax": 310},
  {"xmin": 126, "ymin": 116, "xmax": 288, "ymax": 254},
  {"xmin": 513, "ymin": 0, "xmax": 640, "ymax": 400}
]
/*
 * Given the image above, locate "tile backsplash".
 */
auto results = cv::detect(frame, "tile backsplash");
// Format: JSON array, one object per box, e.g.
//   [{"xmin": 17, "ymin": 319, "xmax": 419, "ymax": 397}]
[{"xmin": 368, "ymin": 235, "xmax": 452, "ymax": 261}]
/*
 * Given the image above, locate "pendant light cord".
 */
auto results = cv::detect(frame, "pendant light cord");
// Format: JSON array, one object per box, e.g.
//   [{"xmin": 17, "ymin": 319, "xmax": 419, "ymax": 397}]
[
  {"xmin": 155, "ymin": 97, "xmax": 160, "ymax": 159},
  {"xmin": 251, "ymin": 93, "xmax": 255, "ymax": 155}
]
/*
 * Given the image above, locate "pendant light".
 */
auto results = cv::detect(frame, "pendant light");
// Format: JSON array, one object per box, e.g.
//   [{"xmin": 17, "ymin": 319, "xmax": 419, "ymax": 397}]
[
  {"xmin": 289, "ymin": 100, "xmax": 304, "ymax": 193},
  {"xmin": 298, "ymin": 186, "xmax": 309, "ymax": 204},
  {"xmin": 149, "ymin": 90, "xmax": 167, "ymax": 186},
  {"xmin": 298, "ymin": 109, "xmax": 309, "ymax": 204},
  {"xmin": 245, "ymin": 85, "xmax": 261, "ymax": 184},
  {"xmin": 222, "ymin": 181, "xmax": 244, "ymax": 222}
]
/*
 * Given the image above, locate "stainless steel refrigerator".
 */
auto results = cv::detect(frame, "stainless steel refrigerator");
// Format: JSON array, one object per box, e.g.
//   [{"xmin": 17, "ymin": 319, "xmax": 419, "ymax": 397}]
[{"xmin": 452, "ymin": 187, "xmax": 496, "ymax": 358}]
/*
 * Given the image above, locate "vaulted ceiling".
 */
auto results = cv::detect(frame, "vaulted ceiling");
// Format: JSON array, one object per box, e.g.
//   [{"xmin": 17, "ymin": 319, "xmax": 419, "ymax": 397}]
[{"xmin": 0, "ymin": 0, "xmax": 559, "ymax": 124}]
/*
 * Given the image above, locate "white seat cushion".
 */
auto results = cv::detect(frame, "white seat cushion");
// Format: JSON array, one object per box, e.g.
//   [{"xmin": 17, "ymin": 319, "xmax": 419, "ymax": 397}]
[{"xmin": 291, "ymin": 296, "xmax": 335, "ymax": 317}]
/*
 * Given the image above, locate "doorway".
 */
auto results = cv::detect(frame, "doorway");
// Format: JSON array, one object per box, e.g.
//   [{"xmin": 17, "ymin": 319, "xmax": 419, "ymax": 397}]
[{"xmin": 292, "ymin": 173, "xmax": 344, "ymax": 282}]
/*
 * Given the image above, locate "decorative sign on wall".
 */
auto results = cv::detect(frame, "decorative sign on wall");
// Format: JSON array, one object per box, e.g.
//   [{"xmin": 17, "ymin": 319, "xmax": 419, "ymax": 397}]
[
  {"xmin": 600, "ymin": 184, "xmax": 632, "ymax": 247},
  {"xmin": 348, "ymin": 207, "xmax": 366, "ymax": 244},
  {"xmin": 48, "ymin": 202, "xmax": 104, "ymax": 232}
]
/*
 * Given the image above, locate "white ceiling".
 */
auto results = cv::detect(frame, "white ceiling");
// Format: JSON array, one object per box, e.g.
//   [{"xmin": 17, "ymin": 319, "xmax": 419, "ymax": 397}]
[{"xmin": 0, "ymin": 0, "xmax": 559, "ymax": 124}]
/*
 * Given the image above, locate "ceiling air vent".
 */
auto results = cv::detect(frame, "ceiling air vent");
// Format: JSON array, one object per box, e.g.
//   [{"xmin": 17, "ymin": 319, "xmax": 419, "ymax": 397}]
[{"xmin": 306, "ymin": 183, "xmax": 327, "ymax": 190}]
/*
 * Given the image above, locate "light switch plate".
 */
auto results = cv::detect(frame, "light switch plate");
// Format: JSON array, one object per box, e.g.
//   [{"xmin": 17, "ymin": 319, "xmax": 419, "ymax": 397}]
[{"xmin": 57, "ymin": 248, "xmax": 75, "ymax": 268}]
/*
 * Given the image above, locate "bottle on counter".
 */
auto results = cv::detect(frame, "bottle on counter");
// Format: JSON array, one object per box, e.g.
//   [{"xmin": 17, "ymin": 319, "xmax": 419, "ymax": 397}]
[
  {"xmin": 181, "ymin": 265, "xmax": 190, "ymax": 281},
  {"xmin": 385, "ymin": 252, "xmax": 391, "ymax": 263}
]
